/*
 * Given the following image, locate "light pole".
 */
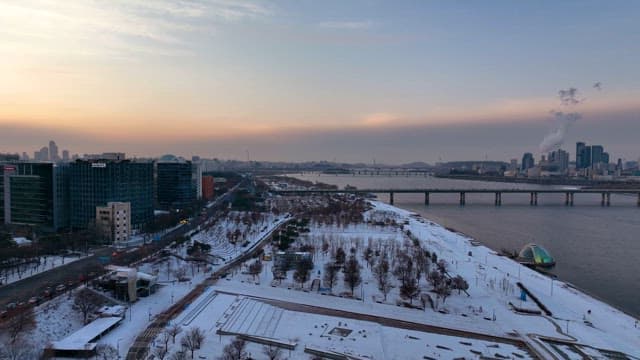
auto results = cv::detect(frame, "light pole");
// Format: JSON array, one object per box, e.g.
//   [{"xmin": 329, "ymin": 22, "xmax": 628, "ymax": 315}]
[
  {"xmin": 117, "ymin": 338, "xmax": 123, "ymax": 358},
  {"xmin": 148, "ymin": 307, "xmax": 152, "ymax": 321},
  {"xmin": 550, "ymin": 278, "xmax": 554, "ymax": 297}
]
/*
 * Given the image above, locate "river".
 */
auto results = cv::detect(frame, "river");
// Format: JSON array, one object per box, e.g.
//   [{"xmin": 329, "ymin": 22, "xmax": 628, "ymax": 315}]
[{"xmin": 290, "ymin": 173, "xmax": 640, "ymax": 318}]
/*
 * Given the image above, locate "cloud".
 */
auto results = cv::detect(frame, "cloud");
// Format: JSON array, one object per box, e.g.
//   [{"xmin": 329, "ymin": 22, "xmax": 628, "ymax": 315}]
[
  {"xmin": 318, "ymin": 20, "xmax": 373, "ymax": 30},
  {"xmin": 0, "ymin": 0, "xmax": 272, "ymax": 60}
]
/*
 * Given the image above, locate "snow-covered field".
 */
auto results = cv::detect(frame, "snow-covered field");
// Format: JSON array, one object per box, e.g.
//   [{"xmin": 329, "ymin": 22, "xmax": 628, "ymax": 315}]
[
  {"xmin": 143, "ymin": 199, "xmax": 640, "ymax": 359},
  {"xmin": 150, "ymin": 293, "xmax": 533, "ymax": 360}
]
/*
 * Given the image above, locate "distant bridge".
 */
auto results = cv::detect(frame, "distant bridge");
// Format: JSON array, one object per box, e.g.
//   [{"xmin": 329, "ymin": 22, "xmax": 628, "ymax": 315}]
[{"xmin": 273, "ymin": 188, "xmax": 640, "ymax": 206}]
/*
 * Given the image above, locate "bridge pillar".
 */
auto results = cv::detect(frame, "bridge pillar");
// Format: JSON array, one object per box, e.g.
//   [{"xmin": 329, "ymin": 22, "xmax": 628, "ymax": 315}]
[
  {"xmin": 601, "ymin": 193, "xmax": 606, "ymax": 207},
  {"xmin": 565, "ymin": 192, "xmax": 570, "ymax": 206},
  {"xmin": 637, "ymin": 193, "xmax": 640, "ymax": 207},
  {"xmin": 459, "ymin": 192, "xmax": 466, "ymax": 206},
  {"xmin": 606, "ymin": 193, "xmax": 611, "ymax": 207},
  {"xmin": 424, "ymin": 192, "xmax": 430, "ymax": 206},
  {"xmin": 389, "ymin": 192, "xmax": 394, "ymax": 205},
  {"xmin": 569, "ymin": 192, "xmax": 574, "ymax": 206},
  {"xmin": 494, "ymin": 192, "xmax": 502, "ymax": 206}
]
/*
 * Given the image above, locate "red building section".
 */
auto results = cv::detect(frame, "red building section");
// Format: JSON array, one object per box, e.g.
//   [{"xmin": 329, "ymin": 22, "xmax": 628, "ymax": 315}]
[{"xmin": 202, "ymin": 175, "xmax": 215, "ymax": 200}]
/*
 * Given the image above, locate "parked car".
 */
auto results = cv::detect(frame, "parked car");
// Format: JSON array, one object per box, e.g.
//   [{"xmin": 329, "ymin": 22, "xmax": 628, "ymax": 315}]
[
  {"xmin": 28, "ymin": 297, "xmax": 39, "ymax": 305},
  {"xmin": 55, "ymin": 284, "xmax": 66, "ymax": 292}
]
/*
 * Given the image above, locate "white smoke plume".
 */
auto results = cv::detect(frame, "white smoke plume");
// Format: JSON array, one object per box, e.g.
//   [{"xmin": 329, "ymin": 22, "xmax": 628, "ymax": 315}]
[
  {"xmin": 539, "ymin": 111, "xmax": 582, "ymax": 153},
  {"xmin": 539, "ymin": 87, "xmax": 584, "ymax": 153}
]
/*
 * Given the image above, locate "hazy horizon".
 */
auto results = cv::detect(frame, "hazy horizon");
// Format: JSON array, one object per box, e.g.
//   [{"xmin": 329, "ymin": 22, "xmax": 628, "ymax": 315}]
[{"xmin": 1, "ymin": 0, "xmax": 639, "ymax": 163}]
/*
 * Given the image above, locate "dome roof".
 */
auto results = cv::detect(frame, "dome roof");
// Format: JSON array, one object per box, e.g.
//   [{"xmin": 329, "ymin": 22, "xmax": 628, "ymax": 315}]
[
  {"xmin": 518, "ymin": 243, "xmax": 555, "ymax": 266},
  {"xmin": 158, "ymin": 154, "xmax": 179, "ymax": 162}
]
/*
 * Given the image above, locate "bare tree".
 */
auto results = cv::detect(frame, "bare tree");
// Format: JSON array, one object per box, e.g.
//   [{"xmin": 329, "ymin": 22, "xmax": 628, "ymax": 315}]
[
  {"xmin": 248, "ymin": 260, "xmax": 263, "ymax": 281},
  {"xmin": 334, "ymin": 247, "xmax": 346, "ymax": 265},
  {"xmin": 94, "ymin": 344, "xmax": 119, "ymax": 360},
  {"xmin": 189, "ymin": 327, "xmax": 205, "ymax": 349},
  {"xmin": 293, "ymin": 257, "xmax": 313, "ymax": 288},
  {"xmin": 168, "ymin": 323, "xmax": 183, "ymax": 344},
  {"xmin": 413, "ymin": 247, "xmax": 429, "ymax": 284},
  {"xmin": 322, "ymin": 262, "xmax": 339, "ymax": 291},
  {"xmin": 153, "ymin": 345, "xmax": 169, "ymax": 360},
  {"xmin": 4, "ymin": 308, "xmax": 35, "ymax": 343},
  {"xmin": 373, "ymin": 258, "xmax": 392, "ymax": 301},
  {"xmin": 1, "ymin": 339, "xmax": 37, "ymax": 360},
  {"xmin": 218, "ymin": 337, "xmax": 247, "ymax": 360},
  {"xmin": 363, "ymin": 246, "xmax": 374, "ymax": 268},
  {"xmin": 161, "ymin": 330, "xmax": 172, "ymax": 350},
  {"xmin": 74, "ymin": 287, "xmax": 103, "ymax": 324},
  {"xmin": 180, "ymin": 332, "xmax": 198, "ymax": 359},
  {"xmin": 169, "ymin": 351, "xmax": 188, "ymax": 360},
  {"xmin": 451, "ymin": 275, "xmax": 469, "ymax": 294},
  {"xmin": 343, "ymin": 255, "xmax": 362, "ymax": 295},
  {"xmin": 393, "ymin": 251, "xmax": 414, "ymax": 287},
  {"xmin": 262, "ymin": 345, "xmax": 283, "ymax": 360},
  {"xmin": 435, "ymin": 281, "xmax": 452, "ymax": 304},
  {"xmin": 427, "ymin": 270, "xmax": 443, "ymax": 288},
  {"xmin": 174, "ymin": 266, "xmax": 188, "ymax": 281},
  {"xmin": 399, "ymin": 277, "xmax": 420, "ymax": 305}
]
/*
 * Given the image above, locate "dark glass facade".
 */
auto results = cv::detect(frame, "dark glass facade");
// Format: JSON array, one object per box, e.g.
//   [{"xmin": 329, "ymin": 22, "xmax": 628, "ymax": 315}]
[
  {"xmin": 156, "ymin": 162, "xmax": 196, "ymax": 209},
  {"xmin": 70, "ymin": 160, "xmax": 153, "ymax": 229},
  {"xmin": 0, "ymin": 163, "xmax": 67, "ymax": 230}
]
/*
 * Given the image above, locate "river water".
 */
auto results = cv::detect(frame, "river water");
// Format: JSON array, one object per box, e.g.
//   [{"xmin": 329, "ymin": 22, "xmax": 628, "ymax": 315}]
[{"xmin": 291, "ymin": 173, "xmax": 640, "ymax": 318}]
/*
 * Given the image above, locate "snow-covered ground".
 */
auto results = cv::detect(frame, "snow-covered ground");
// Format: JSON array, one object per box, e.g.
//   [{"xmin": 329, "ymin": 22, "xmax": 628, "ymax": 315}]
[
  {"xmin": 0, "ymin": 253, "xmax": 89, "ymax": 287},
  {"xmin": 142, "ymin": 199, "xmax": 640, "ymax": 359},
  {"xmin": 149, "ymin": 293, "xmax": 533, "ymax": 360}
]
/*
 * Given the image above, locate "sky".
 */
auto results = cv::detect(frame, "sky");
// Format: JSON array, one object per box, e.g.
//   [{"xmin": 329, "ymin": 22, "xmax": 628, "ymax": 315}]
[{"xmin": 1, "ymin": 0, "xmax": 639, "ymax": 163}]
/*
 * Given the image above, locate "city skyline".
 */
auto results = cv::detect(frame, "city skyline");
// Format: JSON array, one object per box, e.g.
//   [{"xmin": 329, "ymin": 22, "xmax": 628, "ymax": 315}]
[{"xmin": 1, "ymin": 1, "xmax": 640, "ymax": 162}]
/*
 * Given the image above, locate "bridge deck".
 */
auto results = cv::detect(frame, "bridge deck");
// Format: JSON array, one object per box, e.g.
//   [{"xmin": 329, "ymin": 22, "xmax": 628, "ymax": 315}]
[{"xmin": 274, "ymin": 188, "xmax": 640, "ymax": 194}]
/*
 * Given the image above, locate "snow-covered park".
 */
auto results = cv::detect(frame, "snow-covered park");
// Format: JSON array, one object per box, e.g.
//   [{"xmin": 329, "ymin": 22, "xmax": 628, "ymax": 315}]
[{"xmin": 141, "ymin": 197, "xmax": 640, "ymax": 359}]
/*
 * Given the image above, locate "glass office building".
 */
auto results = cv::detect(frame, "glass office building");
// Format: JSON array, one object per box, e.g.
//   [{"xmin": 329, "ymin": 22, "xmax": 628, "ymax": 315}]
[{"xmin": 70, "ymin": 160, "xmax": 153, "ymax": 229}]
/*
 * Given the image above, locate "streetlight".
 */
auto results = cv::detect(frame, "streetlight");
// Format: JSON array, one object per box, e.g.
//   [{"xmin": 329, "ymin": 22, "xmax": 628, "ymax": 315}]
[
  {"xmin": 148, "ymin": 307, "xmax": 152, "ymax": 321},
  {"xmin": 116, "ymin": 338, "xmax": 123, "ymax": 358},
  {"xmin": 550, "ymin": 278, "xmax": 554, "ymax": 297}
]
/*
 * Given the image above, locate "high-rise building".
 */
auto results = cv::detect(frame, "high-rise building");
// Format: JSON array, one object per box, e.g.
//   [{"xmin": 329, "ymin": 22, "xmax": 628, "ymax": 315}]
[
  {"xmin": 0, "ymin": 162, "xmax": 69, "ymax": 230},
  {"xmin": 521, "ymin": 153, "xmax": 535, "ymax": 171},
  {"xmin": 49, "ymin": 140, "xmax": 59, "ymax": 162},
  {"xmin": 576, "ymin": 142, "xmax": 585, "ymax": 169},
  {"xmin": 156, "ymin": 155, "xmax": 201, "ymax": 209},
  {"xmin": 35, "ymin": 146, "xmax": 49, "ymax": 161},
  {"xmin": 70, "ymin": 159, "xmax": 153, "ymax": 229},
  {"xmin": 62, "ymin": 150, "xmax": 70, "ymax": 162},
  {"xmin": 583, "ymin": 146, "xmax": 592, "ymax": 168},
  {"xmin": 591, "ymin": 145, "xmax": 604, "ymax": 166},
  {"xmin": 96, "ymin": 202, "xmax": 131, "ymax": 244},
  {"xmin": 548, "ymin": 149, "xmax": 569, "ymax": 173}
]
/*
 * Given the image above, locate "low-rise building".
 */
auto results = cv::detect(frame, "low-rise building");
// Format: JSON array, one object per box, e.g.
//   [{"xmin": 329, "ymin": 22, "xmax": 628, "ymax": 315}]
[{"xmin": 96, "ymin": 202, "xmax": 131, "ymax": 244}]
